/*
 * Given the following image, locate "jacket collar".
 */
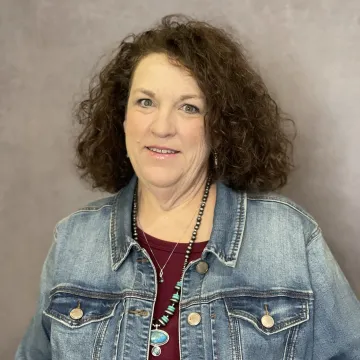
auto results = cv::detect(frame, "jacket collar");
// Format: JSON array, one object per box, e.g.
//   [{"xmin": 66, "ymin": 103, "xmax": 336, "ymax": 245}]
[{"xmin": 110, "ymin": 175, "xmax": 247, "ymax": 270}]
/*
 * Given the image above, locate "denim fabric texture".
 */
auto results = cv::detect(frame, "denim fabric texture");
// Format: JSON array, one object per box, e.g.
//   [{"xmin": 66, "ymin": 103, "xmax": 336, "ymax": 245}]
[{"xmin": 16, "ymin": 176, "xmax": 360, "ymax": 359}]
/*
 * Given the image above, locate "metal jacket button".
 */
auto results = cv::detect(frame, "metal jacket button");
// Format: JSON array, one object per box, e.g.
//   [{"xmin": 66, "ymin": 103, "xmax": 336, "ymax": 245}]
[
  {"xmin": 69, "ymin": 302, "xmax": 84, "ymax": 320},
  {"xmin": 261, "ymin": 304, "xmax": 275, "ymax": 328},
  {"xmin": 188, "ymin": 312, "xmax": 201, "ymax": 326},
  {"xmin": 261, "ymin": 314, "xmax": 275, "ymax": 328},
  {"xmin": 196, "ymin": 261, "xmax": 209, "ymax": 274}
]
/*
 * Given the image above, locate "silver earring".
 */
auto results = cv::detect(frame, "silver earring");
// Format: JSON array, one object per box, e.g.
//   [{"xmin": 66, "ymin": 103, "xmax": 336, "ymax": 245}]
[{"xmin": 214, "ymin": 151, "xmax": 218, "ymax": 168}]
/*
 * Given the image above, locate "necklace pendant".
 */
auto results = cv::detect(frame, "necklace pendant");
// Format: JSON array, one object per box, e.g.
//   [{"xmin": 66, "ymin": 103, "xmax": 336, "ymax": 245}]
[
  {"xmin": 150, "ymin": 328, "xmax": 169, "ymax": 356},
  {"xmin": 159, "ymin": 276, "xmax": 164, "ymax": 283}
]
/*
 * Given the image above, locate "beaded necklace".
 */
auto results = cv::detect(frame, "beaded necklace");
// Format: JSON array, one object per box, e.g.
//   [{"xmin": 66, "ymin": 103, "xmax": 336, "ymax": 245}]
[{"xmin": 132, "ymin": 175, "xmax": 212, "ymax": 357}]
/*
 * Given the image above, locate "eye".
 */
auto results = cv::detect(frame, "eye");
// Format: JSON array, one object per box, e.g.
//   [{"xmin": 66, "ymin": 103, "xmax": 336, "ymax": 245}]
[
  {"xmin": 182, "ymin": 104, "xmax": 200, "ymax": 114},
  {"xmin": 137, "ymin": 99, "xmax": 153, "ymax": 107}
]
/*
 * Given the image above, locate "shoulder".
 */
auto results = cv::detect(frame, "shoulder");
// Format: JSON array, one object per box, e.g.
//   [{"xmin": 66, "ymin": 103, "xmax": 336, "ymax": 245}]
[
  {"xmin": 246, "ymin": 191, "xmax": 317, "ymax": 225},
  {"xmin": 245, "ymin": 190, "xmax": 321, "ymax": 244},
  {"xmin": 53, "ymin": 191, "xmax": 120, "ymax": 239}
]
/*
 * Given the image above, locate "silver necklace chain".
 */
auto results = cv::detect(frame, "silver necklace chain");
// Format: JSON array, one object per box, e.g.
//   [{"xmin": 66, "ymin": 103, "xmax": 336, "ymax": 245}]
[{"xmin": 137, "ymin": 207, "xmax": 199, "ymax": 283}]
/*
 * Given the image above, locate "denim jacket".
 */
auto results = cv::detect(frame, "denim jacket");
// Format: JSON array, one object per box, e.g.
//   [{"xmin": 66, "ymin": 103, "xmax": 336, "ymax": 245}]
[{"xmin": 16, "ymin": 176, "xmax": 360, "ymax": 360}]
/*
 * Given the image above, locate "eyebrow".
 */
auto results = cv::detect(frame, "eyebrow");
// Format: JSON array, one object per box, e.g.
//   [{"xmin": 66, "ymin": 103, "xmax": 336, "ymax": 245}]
[{"xmin": 133, "ymin": 87, "xmax": 205, "ymax": 101}]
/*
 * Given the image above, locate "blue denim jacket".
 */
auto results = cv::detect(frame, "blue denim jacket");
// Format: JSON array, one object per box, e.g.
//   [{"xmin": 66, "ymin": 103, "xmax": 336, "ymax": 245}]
[{"xmin": 16, "ymin": 176, "xmax": 360, "ymax": 359}]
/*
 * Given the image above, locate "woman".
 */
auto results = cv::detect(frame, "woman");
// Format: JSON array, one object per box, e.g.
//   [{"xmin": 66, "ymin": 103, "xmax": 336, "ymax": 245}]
[{"xmin": 16, "ymin": 14, "xmax": 360, "ymax": 360}]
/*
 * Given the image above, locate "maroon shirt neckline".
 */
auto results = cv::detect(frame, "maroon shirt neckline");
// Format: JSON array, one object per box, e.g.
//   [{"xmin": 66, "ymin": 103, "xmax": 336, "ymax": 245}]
[{"xmin": 137, "ymin": 227, "xmax": 208, "ymax": 253}]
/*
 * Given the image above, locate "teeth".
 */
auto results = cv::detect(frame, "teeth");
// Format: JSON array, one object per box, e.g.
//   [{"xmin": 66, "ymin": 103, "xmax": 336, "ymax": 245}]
[{"xmin": 148, "ymin": 147, "xmax": 177, "ymax": 154}]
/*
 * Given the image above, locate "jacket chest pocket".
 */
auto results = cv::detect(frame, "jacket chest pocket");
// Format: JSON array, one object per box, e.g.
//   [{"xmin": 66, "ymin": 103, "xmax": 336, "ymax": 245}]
[
  {"xmin": 43, "ymin": 287, "xmax": 124, "ymax": 360},
  {"xmin": 224, "ymin": 292, "xmax": 312, "ymax": 360}
]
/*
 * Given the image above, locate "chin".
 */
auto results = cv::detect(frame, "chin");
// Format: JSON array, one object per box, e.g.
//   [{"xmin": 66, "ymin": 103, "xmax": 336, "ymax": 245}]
[{"xmin": 139, "ymin": 168, "xmax": 181, "ymax": 188}]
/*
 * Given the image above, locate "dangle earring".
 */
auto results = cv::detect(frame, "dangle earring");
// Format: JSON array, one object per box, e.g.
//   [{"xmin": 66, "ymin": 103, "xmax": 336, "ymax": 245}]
[{"xmin": 213, "ymin": 151, "xmax": 218, "ymax": 169}]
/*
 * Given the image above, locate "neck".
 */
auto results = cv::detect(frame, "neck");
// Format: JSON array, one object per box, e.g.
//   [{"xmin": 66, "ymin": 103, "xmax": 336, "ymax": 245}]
[
  {"xmin": 138, "ymin": 172, "xmax": 209, "ymax": 212},
  {"xmin": 136, "ymin": 172, "xmax": 216, "ymax": 243}
]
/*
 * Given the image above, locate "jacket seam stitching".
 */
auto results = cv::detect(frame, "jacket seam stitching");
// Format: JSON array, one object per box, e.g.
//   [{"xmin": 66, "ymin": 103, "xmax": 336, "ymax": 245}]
[
  {"xmin": 77, "ymin": 204, "xmax": 112, "ymax": 212},
  {"xmin": 92, "ymin": 318, "xmax": 110, "ymax": 360},
  {"xmin": 181, "ymin": 289, "xmax": 314, "ymax": 308},
  {"xmin": 247, "ymin": 196, "xmax": 318, "ymax": 226},
  {"xmin": 227, "ymin": 192, "xmax": 245, "ymax": 262},
  {"xmin": 54, "ymin": 205, "xmax": 110, "ymax": 230},
  {"xmin": 306, "ymin": 226, "xmax": 322, "ymax": 248}
]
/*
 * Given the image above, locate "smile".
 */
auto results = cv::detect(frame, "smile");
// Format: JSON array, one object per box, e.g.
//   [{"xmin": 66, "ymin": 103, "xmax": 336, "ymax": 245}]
[{"xmin": 146, "ymin": 147, "xmax": 180, "ymax": 154}]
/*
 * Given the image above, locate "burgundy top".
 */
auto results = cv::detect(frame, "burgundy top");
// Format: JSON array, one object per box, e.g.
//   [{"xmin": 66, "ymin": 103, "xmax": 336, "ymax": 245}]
[{"xmin": 136, "ymin": 226, "xmax": 208, "ymax": 360}]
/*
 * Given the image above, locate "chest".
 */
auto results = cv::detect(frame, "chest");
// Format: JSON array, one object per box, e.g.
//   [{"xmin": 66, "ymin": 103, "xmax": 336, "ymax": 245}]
[{"xmin": 44, "ymin": 246, "xmax": 314, "ymax": 360}]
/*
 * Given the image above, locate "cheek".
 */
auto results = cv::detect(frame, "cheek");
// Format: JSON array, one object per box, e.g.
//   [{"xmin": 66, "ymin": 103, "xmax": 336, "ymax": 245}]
[
  {"xmin": 184, "ymin": 124, "xmax": 208, "ymax": 155},
  {"xmin": 191, "ymin": 122, "xmax": 206, "ymax": 146},
  {"xmin": 125, "ymin": 112, "xmax": 147, "ymax": 138}
]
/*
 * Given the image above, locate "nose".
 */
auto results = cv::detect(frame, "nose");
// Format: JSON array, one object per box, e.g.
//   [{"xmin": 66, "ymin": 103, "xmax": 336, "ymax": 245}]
[{"xmin": 150, "ymin": 108, "xmax": 176, "ymax": 138}]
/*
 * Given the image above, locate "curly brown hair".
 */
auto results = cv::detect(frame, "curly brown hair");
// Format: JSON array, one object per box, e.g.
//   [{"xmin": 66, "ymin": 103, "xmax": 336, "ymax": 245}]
[{"xmin": 73, "ymin": 14, "xmax": 296, "ymax": 194}]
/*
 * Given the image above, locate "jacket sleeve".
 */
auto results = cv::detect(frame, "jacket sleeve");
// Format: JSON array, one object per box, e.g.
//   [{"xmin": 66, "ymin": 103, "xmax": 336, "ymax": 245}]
[
  {"xmin": 307, "ymin": 227, "xmax": 360, "ymax": 359},
  {"xmin": 15, "ymin": 225, "xmax": 59, "ymax": 360}
]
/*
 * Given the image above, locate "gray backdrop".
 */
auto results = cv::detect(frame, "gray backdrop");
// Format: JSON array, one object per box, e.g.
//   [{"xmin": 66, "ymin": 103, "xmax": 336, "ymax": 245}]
[{"xmin": 1, "ymin": 1, "xmax": 359, "ymax": 358}]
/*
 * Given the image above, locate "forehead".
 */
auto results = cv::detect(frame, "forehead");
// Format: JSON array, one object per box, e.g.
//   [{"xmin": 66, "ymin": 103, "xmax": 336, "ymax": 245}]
[{"xmin": 130, "ymin": 53, "xmax": 203, "ymax": 95}]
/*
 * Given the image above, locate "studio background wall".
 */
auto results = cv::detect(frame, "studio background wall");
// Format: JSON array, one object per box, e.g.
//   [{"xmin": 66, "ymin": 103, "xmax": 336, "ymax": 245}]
[{"xmin": 1, "ymin": 1, "xmax": 359, "ymax": 358}]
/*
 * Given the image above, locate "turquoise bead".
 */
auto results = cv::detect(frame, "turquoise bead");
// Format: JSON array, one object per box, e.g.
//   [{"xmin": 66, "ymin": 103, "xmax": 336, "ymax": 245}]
[
  {"xmin": 172, "ymin": 293, "xmax": 180, "ymax": 301},
  {"xmin": 151, "ymin": 347, "xmax": 161, "ymax": 356},
  {"xmin": 168, "ymin": 305, "xmax": 176, "ymax": 312},
  {"xmin": 161, "ymin": 315, "xmax": 169, "ymax": 324}
]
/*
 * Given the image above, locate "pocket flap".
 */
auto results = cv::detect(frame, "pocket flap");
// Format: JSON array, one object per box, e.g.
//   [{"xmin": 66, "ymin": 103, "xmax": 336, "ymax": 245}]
[
  {"xmin": 44, "ymin": 289, "xmax": 120, "ymax": 329},
  {"xmin": 225, "ymin": 292, "xmax": 310, "ymax": 335}
]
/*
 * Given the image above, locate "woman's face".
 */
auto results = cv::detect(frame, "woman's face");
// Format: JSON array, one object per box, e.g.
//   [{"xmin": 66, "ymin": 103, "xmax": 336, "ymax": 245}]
[{"xmin": 124, "ymin": 53, "xmax": 210, "ymax": 189}]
